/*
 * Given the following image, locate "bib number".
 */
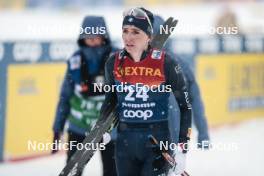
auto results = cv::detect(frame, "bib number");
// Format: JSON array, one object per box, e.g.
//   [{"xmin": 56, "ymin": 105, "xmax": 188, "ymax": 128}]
[{"xmin": 124, "ymin": 86, "xmax": 149, "ymax": 102}]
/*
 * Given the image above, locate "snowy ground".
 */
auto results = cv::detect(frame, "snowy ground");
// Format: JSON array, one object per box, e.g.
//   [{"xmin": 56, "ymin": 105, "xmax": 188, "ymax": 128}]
[{"xmin": 0, "ymin": 118, "xmax": 264, "ymax": 176}]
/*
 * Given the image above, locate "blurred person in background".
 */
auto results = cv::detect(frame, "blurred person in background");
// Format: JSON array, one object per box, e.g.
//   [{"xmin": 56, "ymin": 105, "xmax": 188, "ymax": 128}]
[
  {"xmin": 153, "ymin": 15, "xmax": 210, "ymax": 149},
  {"xmin": 215, "ymin": 5, "xmax": 240, "ymax": 35},
  {"xmin": 52, "ymin": 16, "xmax": 117, "ymax": 176},
  {"xmin": 216, "ymin": 7, "xmax": 238, "ymax": 30}
]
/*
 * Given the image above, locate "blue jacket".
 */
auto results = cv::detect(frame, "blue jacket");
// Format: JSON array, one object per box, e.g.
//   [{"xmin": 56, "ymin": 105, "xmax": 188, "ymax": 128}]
[
  {"xmin": 53, "ymin": 16, "xmax": 117, "ymax": 136},
  {"xmin": 153, "ymin": 15, "xmax": 210, "ymax": 143},
  {"xmin": 168, "ymin": 57, "xmax": 209, "ymax": 143}
]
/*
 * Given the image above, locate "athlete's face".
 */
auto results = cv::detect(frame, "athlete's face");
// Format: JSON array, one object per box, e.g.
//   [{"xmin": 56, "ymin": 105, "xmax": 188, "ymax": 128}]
[{"xmin": 122, "ymin": 25, "xmax": 150, "ymax": 54}]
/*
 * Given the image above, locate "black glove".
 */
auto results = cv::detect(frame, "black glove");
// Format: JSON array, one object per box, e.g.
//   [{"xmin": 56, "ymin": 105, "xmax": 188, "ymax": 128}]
[
  {"xmin": 51, "ymin": 132, "xmax": 61, "ymax": 154},
  {"xmin": 153, "ymin": 154, "xmax": 166, "ymax": 171},
  {"xmin": 151, "ymin": 143, "xmax": 166, "ymax": 171}
]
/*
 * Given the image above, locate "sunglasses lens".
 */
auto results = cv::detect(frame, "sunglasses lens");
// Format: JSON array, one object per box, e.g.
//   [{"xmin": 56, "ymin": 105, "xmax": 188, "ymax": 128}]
[
  {"xmin": 123, "ymin": 8, "xmax": 153, "ymax": 34},
  {"xmin": 123, "ymin": 8, "xmax": 146, "ymax": 19}
]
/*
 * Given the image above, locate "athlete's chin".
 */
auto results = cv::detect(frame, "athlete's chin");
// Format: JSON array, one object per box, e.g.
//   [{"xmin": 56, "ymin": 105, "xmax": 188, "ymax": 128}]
[{"xmin": 125, "ymin": 46, "xmax": 135, "ymax": 53}]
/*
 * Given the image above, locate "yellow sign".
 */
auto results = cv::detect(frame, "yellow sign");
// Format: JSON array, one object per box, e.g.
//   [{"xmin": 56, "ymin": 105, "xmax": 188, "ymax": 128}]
[
  {"xmin": 5, "ymin": 63, "xmax": 66, "ymax": 158},
  {"xmin": 196, "ymin": 54, "xmax": 264, "ymax": 126}
]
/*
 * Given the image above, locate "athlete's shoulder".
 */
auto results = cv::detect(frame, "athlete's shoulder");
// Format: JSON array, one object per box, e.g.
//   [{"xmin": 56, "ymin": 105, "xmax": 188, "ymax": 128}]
[
  {"xmin": 108, "ymin": 49, "xmax": 126, "ymax": 62},
  {"xmin": 164, "ymin": 51, "xmax": 179, "ymax": 65},
  {"xmin": 107, "ymin": 50, "xmax": 119, "ymax": 62},
  {"xmin": 150, "ymin": 48, "xmax": 164, "ymax": 60},
  {"xmin": 107, "ymin": 46, "xmax": 119, "ymax": 59},
  {"xmin": 105, "ymin": 49, "xmax": 122, "ymax": 70},
  {"xmin": 163, "ymin": 51, "xmax": 184, "ymax": 77},
  {"xmin": 177, "ymin": 56, "xmax": 195, "ymax": 82}
]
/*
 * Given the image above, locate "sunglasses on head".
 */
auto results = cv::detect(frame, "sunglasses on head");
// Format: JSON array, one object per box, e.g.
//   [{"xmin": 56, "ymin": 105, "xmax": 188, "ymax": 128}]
[{"xmin": 123, "ymin": 8, "xmax": 153, "ymax": 34}]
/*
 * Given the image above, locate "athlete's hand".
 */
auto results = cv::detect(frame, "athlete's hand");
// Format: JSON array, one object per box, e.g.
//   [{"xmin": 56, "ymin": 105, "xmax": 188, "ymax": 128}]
[
  {"xmin": 152, "ymin": 154, "xmax": 166, "ymax": 171},
  {"xmin": 51, "ymin": 132, "xmax": 61, "ymax": 154},
  {"xmin": 168, "ymin": 143, "xmax": 187, "ymax": 176},
  {"xmin": 151, "ymin": 143, "xmax": 166, "ymax": 171}
]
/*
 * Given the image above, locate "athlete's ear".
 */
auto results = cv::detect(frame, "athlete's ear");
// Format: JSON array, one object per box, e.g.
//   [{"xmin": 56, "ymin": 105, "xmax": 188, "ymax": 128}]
[
  {"xmin": 147, "ymin": 35, "xmax": 152, "ymax": 44},
  {"xmin": 150, "ymin": 35, "xmax": 153, "ymax": 41}
]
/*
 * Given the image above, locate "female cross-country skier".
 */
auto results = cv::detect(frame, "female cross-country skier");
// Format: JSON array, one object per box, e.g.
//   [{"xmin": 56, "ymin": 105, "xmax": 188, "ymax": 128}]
[{"xmin": 99, "ymin": 7, "xmax": 192, "ymax": 176}]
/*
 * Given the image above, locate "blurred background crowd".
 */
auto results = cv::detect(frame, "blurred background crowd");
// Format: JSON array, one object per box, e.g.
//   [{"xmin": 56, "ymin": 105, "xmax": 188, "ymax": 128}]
[{"xmin": 0, "ymin": 0, "xmax": 263, "ymax": 175}]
